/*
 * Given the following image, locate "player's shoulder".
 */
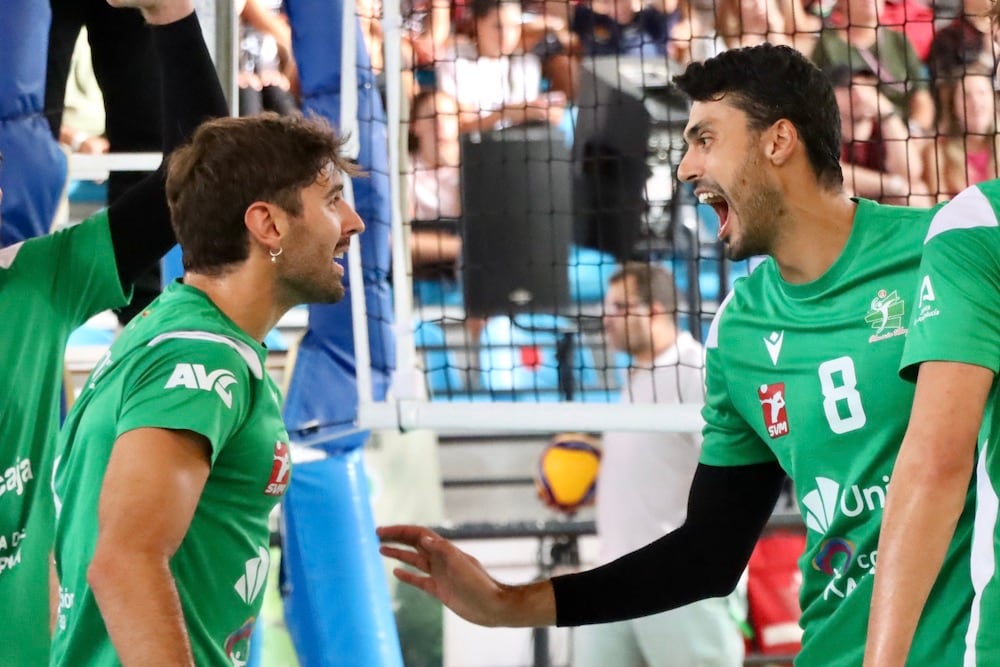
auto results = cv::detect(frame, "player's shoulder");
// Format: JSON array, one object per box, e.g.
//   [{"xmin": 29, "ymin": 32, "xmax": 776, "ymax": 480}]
[
  {"xmin": 704, "ymin": 256, "xmax": 785, "ymax": 351},
  {"xmin": 2, "ymin": 210, "xmax": 111, "ymax": 273},
  {"xmin": 856, "ymin": 197, "xmax": 935, "ymax": 234},
  {"xmin": 142, "ymin": 329, "xmax": 265, "ymax": 383},
  {"xmin": 926, "ymin": 182, "xmax": 1000, "ymax": 244}
]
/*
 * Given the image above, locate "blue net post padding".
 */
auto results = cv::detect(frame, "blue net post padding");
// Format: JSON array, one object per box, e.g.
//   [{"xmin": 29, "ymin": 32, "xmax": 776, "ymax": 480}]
[
  {"xmin": 281, "ymin": 450, "xmax": 401, "ymax": 667},
  {"xmin": 280, "ymin": 0, "xmax": 400, "ymax": 664},
  {"xmin": 0, "ymin": 0, "xmax": 66, "ymax": 246}
]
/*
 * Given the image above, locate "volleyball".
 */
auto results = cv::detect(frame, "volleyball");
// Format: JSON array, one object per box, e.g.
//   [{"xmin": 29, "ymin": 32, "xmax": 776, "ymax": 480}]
[{"xmin": 535, "ymin": 433, "xmax": 601, "ymax": 512}]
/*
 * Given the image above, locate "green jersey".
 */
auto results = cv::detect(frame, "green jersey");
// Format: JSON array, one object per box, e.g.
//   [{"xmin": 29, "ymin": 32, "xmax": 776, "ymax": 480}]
[
  {"xmin": 700, "ymin": 199, "xmax": 975, "ymax": 666},
  {"xmin": 0, "ymin": 211, "xmax": 128, "ymax": 666},
  {"xmin": 51, "ymin": 282, "xmax": 290, "ymax": 667},
  {"xmin": 900, "ymin": 179, "xmax": 1000, "ymax": 665}
]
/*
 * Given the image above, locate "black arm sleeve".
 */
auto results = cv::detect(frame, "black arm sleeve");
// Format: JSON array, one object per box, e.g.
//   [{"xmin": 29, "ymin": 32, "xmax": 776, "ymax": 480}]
[
  {"xmin": 108, "ymin": 10, "xmax": 229, "ymax": 288},
  {"xmin": 551, "ymin": 461, "xmax": 786, "ymax": 626}
]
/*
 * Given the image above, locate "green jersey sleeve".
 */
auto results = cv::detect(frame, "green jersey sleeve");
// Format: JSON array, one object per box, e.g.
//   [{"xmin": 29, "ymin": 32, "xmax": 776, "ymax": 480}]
[
  {"xmin": 699, "ymin": 305, "xmax": 777, "ymax": 468},
  {"xmin": 3, "ymin": 210, "xmax": 129, "ymax": 328},
  {"xmin": 901, "ymin": 185, "xmax": 1000, "ymax": 379},
  {"xmin": 116, "ymin": 337, "xmax": 254, "ymax": 463}
]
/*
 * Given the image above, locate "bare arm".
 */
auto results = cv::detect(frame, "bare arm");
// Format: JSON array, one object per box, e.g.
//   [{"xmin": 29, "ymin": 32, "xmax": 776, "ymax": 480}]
[
  {"xmin": 457, "ymin": 94, "xmax": 565, "ymax": 134},
  {"xmin": 863, "ymin": 361, "xmax": 991, "ymax": 666},
  {"xmin": 50, "ymin": 554, "xmax": 59, "ymax": 634},
  {"xmin": 379, "ymin": 462, "xmax": 784, "ymax": 628},
  {"xmin": 88, "ymin": 427, "xmax": 212, "ymax": 666}
]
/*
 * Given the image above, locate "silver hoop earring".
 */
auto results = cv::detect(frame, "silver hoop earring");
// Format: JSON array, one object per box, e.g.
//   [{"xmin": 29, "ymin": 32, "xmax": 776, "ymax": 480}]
[{"xmin": 269, "ymin": 247, "xmax": 283, "ymax": 263}]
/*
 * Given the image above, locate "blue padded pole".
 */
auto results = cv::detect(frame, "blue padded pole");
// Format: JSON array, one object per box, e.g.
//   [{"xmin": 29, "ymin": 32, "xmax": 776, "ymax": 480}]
[
  {"xmin": 280, "ymin": 0, "xmax": 399, "ymax": 664},
  {"xmin": 281, "ymin": 451, "xmax": 402, "ymax": 667}
]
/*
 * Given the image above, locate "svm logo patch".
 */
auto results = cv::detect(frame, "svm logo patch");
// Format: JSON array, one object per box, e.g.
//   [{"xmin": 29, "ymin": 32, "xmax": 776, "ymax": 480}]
[
  {"xmin": 264, "ymin": 441, "xmax": 291, "ymax": 496},
  {"xmin": 758, "ymin": 382, "xmax": 789, "ymax": 438},
  {"xmin": 164, "ymin": 363, "xmax": 238, "ymax": 408}
]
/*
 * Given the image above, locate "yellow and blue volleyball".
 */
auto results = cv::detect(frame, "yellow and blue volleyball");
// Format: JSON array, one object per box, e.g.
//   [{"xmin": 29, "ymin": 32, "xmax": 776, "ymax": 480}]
[{"xmin": 535, "ymin": 433, "xmax": 601, "ymax": 512}]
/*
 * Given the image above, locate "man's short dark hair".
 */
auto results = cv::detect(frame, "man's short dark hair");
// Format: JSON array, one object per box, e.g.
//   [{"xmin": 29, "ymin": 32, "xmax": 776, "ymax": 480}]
[
  {"xmin": 166, "ymin": 113, "xmax": 355, "ymax": 275},
  {"xmin": 674, "ymin": 44, "xmax": 844, "ymax": 191}
]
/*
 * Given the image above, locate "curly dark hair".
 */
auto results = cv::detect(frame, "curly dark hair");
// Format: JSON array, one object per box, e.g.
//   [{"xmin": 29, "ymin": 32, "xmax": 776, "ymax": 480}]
[{"xmin": 674, "ymin": 43, "xmax": 844, "ymax": 190}]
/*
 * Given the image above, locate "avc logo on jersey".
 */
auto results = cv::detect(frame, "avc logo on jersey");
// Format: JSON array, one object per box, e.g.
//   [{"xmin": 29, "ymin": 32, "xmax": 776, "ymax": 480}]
[{"xmin": 164, "ymin": 363, "xmax": 238, "ymax": 408}]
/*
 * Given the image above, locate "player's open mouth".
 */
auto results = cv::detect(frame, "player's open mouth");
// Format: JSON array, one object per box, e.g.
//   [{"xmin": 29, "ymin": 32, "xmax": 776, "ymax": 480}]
[{"xmin": 697, "ymin": 190, "xmax": 731, "ymax": 240}]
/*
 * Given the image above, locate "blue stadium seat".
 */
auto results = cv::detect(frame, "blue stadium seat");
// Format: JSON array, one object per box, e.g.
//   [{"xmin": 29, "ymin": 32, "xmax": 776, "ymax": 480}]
[
  {"xmin": 668, "ymin": 256, "xmax": 751, "ymax": 306},
  {"xmin": 413, "ymin": 277, "xmax": 463, "ymax": 309},
  {"xmin": 568, "ymin": 244, "xmax": 616, "ymax": 304},
  {"xmin": 67, "ymin": 323, "xmax": 115, "ymax": 347},
  {"xmin": 67, "ymin": 180, "xmax": 107, "ymax": 204},
  {"xmin": 414, "ymin": 319, "xmax": 463, "ymax": 396},
  {"xmin": 479, "ymin": 314, "xmax": 598, "ymax": 400}
]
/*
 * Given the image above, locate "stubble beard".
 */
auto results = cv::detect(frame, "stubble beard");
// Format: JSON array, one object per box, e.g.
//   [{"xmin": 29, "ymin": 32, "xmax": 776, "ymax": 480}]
[
  {"xmin": 281, "ymin": 261, "xmax": 347, "ymax": 307},
  {"xmin": 724, "ymin": 152, "xmax": 785, "ymax": 261}
]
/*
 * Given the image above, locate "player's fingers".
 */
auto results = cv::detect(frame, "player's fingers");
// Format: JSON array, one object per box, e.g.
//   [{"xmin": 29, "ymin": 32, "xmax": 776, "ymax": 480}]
[
  {"xmin": 393, "ymin": 567, "xmax": 435, "ymax": 595},
  {"xmin": 379, "ymin": 545, "xmax": 430, "ymax": 573},
  {"xmin": 377, "ymin": 524, "xmax": 437, "ymax": 547},
  {"xmin": 416, "ymin": 532, "xmax": 466, "ymax": 568}
]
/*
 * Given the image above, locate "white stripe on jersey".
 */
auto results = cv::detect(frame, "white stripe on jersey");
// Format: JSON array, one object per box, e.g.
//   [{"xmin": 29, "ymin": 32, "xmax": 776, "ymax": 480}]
[
  {"xmin": 147, "ymin": 330, "xmax": 264, "ymax": 379},
  {"xmin": 0, "ymin": 242, "xmax": 24, "ymax": 270},
  {"xmin": 705, "ymin": 289, "xmax": 738, "ymax": 351},
  {"xmin": 928, "ymin": 186, "xmax": 999, "ymax": 244},
  {"xmin": 965, "ymin": 441, "xmax": 998, "ymax": 667}
]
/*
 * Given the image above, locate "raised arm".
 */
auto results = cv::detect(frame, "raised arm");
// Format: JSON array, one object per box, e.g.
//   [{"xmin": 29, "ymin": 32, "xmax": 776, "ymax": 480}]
[
  {"xmin": 379, "ymin": 461, "xmax": 785, "ymax": 627},
  {"xmin": 105, "ymin": 0, "xmax": 228, "ymax": 288}
]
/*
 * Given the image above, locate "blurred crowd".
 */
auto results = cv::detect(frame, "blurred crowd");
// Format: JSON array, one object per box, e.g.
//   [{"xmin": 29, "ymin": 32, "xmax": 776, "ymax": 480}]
[
  {"xmin": 55, "ymin": 0, "xmax": 1000, "ymax": 280},
  {"xmin": 351, "ymin": 0, "xmax": 1000, "ymax": 265}
]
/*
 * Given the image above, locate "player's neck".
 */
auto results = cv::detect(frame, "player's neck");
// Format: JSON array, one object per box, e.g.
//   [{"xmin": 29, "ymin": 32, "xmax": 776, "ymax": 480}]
[
  {"xmin": 771, "ymin": 187, "xmax": 857, "ymax": 285},
  {"xmin": 183, "ymin": 265, "xmax": 288, "ymax": 343}
]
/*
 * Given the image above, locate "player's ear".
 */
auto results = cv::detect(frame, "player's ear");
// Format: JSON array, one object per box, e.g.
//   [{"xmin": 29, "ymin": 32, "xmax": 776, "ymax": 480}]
[
  {"xmin": 764, "ymin": 118, "xmax": 797, "ymax": 167},
  {"xmin": 244, "ymin": 200, "xmax": 285, "ymax": 250}
]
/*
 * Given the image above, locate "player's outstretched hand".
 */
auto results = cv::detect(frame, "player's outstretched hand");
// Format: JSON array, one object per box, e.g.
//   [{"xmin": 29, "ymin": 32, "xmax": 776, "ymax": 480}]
[
  {"xmin": 378, "ymin": 525, "xmax": 508, "ymax": 626},
  {"xmin": 106, "ymin": 0, "xmax": 194, "ymax": 25},
  {"xmin": 378, "ymin": 524, "xmax": 557, "ymax": 628}
]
